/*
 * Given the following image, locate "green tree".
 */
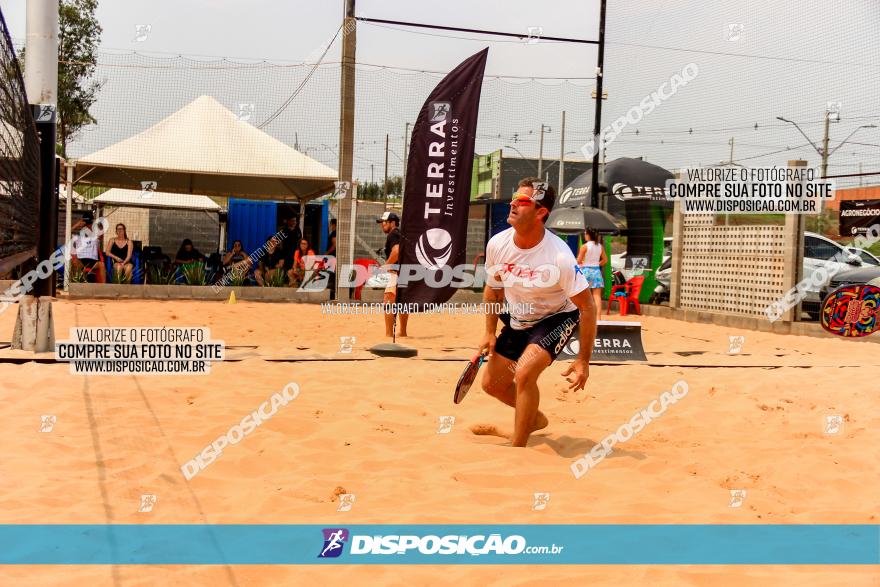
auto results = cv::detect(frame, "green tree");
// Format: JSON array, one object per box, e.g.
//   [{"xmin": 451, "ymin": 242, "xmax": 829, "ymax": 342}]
[
  {"xmin": 357, "ymin": 176, "xmax": 403, "ymax": 201},
  {"xmin": 57, "ymin": 0, "xmax": 102, "ymax": 156},
  {"xmin": 20, "ymin": 0, "xmax": 103, "ymax": 155}
]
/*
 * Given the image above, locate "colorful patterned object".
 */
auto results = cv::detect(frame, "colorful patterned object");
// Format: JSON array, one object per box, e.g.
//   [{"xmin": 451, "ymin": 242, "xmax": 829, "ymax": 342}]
[{"xmin": 821, "ymin": 284, "xmax": 880, "ymax": 337}]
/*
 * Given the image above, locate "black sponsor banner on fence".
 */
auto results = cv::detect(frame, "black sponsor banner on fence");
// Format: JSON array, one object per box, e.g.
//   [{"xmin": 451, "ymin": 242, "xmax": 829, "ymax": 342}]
[
  {"xmin": 839, "ymin": 200, "xmax": 880, "ymax": 237},
  {"xmin": 558, "ymin": 321, "xmax": 647, "ymax": 362},
  {"xmin": 397, "ymin": 48, "xmax": 488, "ymax": 310}
]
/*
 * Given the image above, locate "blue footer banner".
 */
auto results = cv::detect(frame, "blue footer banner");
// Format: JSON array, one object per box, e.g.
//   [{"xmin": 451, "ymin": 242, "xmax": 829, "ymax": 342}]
[{"xmin": 0, "ymin": 525, "xmax": 878, "ymax": 564}]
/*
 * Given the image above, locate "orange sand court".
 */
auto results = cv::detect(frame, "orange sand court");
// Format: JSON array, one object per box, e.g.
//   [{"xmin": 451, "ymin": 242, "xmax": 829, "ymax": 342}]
[{"xmin": 0, "ymin": 299, "xmax": 877, "ymax": 586}]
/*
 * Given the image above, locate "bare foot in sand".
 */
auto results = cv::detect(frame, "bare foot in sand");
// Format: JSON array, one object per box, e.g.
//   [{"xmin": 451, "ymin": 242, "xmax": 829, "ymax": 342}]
[
  {"xmin": 533, "ymin": 411, "xmax": 549, "ymax": 433},
  {"xmin": 470, "ymin": 411, "xmax": 549, "ymax": 441}
]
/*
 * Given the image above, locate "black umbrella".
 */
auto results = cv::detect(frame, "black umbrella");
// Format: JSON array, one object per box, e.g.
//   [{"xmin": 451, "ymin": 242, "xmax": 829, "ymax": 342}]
[
  {"xmin": 547, "ymin": 206, "xmax": 620, "ymax": 236},
  {"xmin": 604, "ymin": 157, "xmax": 674, "ymax": 211},
  {"xmin": 556, "ymin": 168, "xmax": 602, "ymax": 209},
  {"xmin": 556, "ymin": 157, "xmax": 673, "ymax": 218}
]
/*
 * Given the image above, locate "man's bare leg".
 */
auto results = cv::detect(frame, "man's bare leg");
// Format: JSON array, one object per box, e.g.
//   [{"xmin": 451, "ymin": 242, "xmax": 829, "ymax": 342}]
[
  {"xmin": 383, "ymin": 289, "xmax": 395, "ymax": 337},
  {"xmin": 475, "ymin": 350, "xmax": 548, "ymax": 440},
  {"xmin": 398, "ymin": 313, "xmax": 408, "ymax": 337},
  {"xmin": 511, "ymin": 344, "xmax": 552, "ymax": 447}
]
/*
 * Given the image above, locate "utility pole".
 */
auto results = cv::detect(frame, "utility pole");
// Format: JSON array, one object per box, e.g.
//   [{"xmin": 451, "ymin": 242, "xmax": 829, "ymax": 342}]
[
  {"xmin": 336, "ymin": 0, "xmax": 357, "ymax": 301},
  {"xmin": 819, "ymin": 111, "xmax": 832, "ymax": 234},
  {"xmin": 402, "ymin": 121, "xmax": 410, "ymax": 194},
  {"xmin": 383, "ymin": 133, "xmax": 389, "ymax": 208},
  {"xmin": 590, "ymin": 0, "xmax": 608, "ymax": 209},
  {"xmin": 558, "ymin": 111, "xmax": 566, "ymax": 189},
  {"xmin": 821, "ymin": 111, "xmax": 831, "ymax": 180},
  {"xmin": 537, "ymin": 124, "xmax": 547, "ymax": 177},
  {"xmin": 17, "ymin": 0, "xmax": 59, "ymax": 351}
]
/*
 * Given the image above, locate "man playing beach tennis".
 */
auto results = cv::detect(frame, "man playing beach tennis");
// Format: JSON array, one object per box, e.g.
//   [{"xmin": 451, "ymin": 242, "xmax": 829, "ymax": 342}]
[{"xmin": 477, "ymin": 178, "xmax": 597, "ymax": 447}]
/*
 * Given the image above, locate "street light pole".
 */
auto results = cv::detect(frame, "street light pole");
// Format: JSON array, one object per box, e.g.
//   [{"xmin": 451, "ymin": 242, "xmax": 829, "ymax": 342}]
[
  {"xmin": 504, "ymin": 144, "xmax": 539, "ymax": 174},
  {"xmin": 559, "ymin": 111, "xmax": 566, "ymax": 189},
  {"xmin": 537, "ymin": 124, "xmax": 551, "ymax": 177},
  {"xmin": 383, "ymin": 133, "xmax": 389, "ymax": 208},
  {"xmin": 402, "ymin": 121, "xmax": 410, "ymax": 194},
  {"xmin": 590, "ymin": 0, "xmax": 608, "ymax": 208},
  {"xmin": 821, "ymin": 111, "xmax": 830, "ymax": 180}
]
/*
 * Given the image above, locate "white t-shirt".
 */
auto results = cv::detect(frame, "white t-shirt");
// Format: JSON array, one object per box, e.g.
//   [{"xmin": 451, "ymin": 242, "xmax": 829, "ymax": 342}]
[
  {"xmin": 582, "ymin": 241, "xmax": 602, "ymax": 266},
  {"xmin": 73, "ymin": 229, "xmax": 99, "ymax": 259},
  {"xmin": 485, "ymin": 227, "xmax": 588, "ymax": 330}
]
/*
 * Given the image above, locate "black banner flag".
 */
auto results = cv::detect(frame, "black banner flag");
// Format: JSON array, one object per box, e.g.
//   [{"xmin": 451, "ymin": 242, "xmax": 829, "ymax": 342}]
[
  {"xmin": 396, "ymin": 48, "xmax": 488, "ymax": 309},
  {"xmin": 839, "ymin": 199, "xmax": 880, "ymax": 238}
]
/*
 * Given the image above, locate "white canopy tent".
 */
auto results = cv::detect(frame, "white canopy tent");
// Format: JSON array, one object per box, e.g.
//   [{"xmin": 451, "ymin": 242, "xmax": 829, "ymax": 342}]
[
  {"xmin": 62, "ymin": 96, "xmax": 339, "ymax": 289},
  {"xmin": 92, "ymin": 188, "xmax": 220, "ymax": 211},
  {"xmin": 73, "ymin": 95, "xmax": 337, "ymax": 201}
]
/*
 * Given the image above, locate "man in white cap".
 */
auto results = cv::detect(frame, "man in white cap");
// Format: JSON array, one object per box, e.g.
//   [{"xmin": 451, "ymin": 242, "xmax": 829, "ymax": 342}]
[{"xmin": 377, "ymin": 211, "xmax": 408, "ymax": 337}]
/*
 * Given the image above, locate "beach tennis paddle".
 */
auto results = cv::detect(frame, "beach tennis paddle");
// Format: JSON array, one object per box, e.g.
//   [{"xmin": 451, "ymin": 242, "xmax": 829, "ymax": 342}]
[
  {"xmin": 453, "ymin": 352, "xmax": 487, "ymax": 404},
  {"xmin": 820, "ymin": 284, "xmax": 880, "ymax": 338}
]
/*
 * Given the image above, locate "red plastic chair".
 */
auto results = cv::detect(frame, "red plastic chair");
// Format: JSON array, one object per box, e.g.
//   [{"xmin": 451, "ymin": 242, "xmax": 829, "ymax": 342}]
[
  {"xmin": 74, "ymin": 250, "xmax": 106, "ymax": 283},
  {"xmin": 352, "ymin": 258, "xmax": 379, "ymax": 300},
  {"xmin": 607, "ymin": 275, "xmax": 644, "ymax": 316}
]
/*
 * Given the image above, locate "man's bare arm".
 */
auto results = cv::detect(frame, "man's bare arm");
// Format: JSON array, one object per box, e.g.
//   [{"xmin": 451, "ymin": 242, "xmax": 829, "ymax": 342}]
[
  {"xmin": 560, "ymin": 288, "xmax": 597, "ymax": 391},
  {"xmin": 569, "ymin": 288, "xmax": 597, "ymax": 363},
  {"xmin": 386, "ymin": 244, "xmax": 400, "ymax": 272},
  {"xmin": 484, "ymin": 282, "xmax": 503, "ymax": 333}
]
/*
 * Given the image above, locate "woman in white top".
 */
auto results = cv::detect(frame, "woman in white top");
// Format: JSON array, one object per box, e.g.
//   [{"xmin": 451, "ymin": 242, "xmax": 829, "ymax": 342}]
[{"xmin": 576, "ymin": 227, "xmax": 607, "ymax": 319}]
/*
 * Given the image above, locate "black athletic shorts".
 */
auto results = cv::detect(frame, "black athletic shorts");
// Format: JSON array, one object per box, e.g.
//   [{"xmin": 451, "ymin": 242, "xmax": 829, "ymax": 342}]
[{"xmin": 494, "ymin": 309, "xmax": 579, "ymax": 363}]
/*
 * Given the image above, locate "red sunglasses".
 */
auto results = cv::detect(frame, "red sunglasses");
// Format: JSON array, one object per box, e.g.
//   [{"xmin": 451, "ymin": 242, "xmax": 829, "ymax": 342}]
[{"xmin": 511, "ymin": 193, "xmax": 542, "ymax": 207}]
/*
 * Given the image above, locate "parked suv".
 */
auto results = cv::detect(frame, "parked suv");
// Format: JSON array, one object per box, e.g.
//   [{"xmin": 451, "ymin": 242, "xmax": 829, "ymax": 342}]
[
  {"xmin": 820, "ymin": 265, "xmax": 880, "ymax": 303},
  {"xmin": 801, "ymin": 232, "xmax": 862, "ymax": 315}
]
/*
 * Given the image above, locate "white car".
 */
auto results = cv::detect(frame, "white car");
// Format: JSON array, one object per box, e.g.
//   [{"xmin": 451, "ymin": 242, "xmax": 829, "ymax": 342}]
[
  {"xmin": 846, "ymin": 246, "xmax": 880, "ymax": 266},
  {"xmin": 802, "ymin": 232, "xmax": 862, "ymax": 312},
  {"xmin": 611, "ymin": 237, "xmax": 672, "ymax": 277}
]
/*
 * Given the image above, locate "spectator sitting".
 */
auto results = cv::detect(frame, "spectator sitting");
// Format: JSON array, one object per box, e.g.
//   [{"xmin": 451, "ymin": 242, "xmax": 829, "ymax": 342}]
[
  {"xmin": 254, "ymin": 236, "xmax": 286, "ymax": 286},
  {"xmin": 280, "ymin": 214, "xmax": 302, "ymax": 275},
  {"xmin": 288, "ymin": 239, "xmax": 315, "ymax": 287},
  {"xmin": 174, "ymin": 239, "xmax": 205, "ymax": 266},
  {"xmin": 71, "ymin": 211, "xmax": 105, "ymax": 282},
  {"xmin": 326, "ymin": 218, "xmax": 337, "ymax": 256},
  {"xmin": 325, "ymin": 218, "xmax": 337, "ymax": 299},
  {"xmin": 104, "ymin": 223, "xmax": 133, "ymax": 281},
  {"xmin": 222, "ymin": 240, "xmax": 251, "ymax": 275}
]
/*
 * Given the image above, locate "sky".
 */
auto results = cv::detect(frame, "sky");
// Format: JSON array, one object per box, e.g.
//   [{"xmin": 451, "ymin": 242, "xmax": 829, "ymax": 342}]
[{"xmin": 1, "ymin": 0, "xmax": 878, "ymax": 188}]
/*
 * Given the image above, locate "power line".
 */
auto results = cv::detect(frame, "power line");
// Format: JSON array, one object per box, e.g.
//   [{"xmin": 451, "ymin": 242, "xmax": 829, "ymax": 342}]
[
  {"xmin": 606, "ymin": 40, "xmax": 880, "ymax": 69},
  {"xmin": 257, "ymin": 24, "xmax": 343, "ymax": 128},
  {"xmin": 355, "ymin": 17, "xmax": 598, "ymax": 45}
]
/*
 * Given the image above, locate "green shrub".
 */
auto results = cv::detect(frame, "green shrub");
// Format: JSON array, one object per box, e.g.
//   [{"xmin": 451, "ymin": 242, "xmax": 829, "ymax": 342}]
[
  {"xmin": 181, "ymin": 263, "xmax": 207, "ymax": 286},
  {"xmin": 110, "ymin": 264, "xmax": 132, "ymax": 284},
  {"xmin": 69, "ymin": 265, "xmax": 87, "ymax": 283},
  {"xmin": 146, "ymin": 264, "xmax": 176, "ymax": 285},
  {"xmin": 263, "ymin": 268, "xmax": 287, "ymax": 287}
]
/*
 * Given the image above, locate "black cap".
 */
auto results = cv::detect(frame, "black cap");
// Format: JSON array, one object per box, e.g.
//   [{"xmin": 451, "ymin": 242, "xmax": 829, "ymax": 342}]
[
  {"xmin": 376, "ymin": 211, "xmax": 400, "ymax": 224},
  {"xmin": 531, "ymin": 181, "xmax": 556, "ymax": 213},
  {"xmin": 81, "ymin": 210, "xmax": 94, "ymax": 223}
]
